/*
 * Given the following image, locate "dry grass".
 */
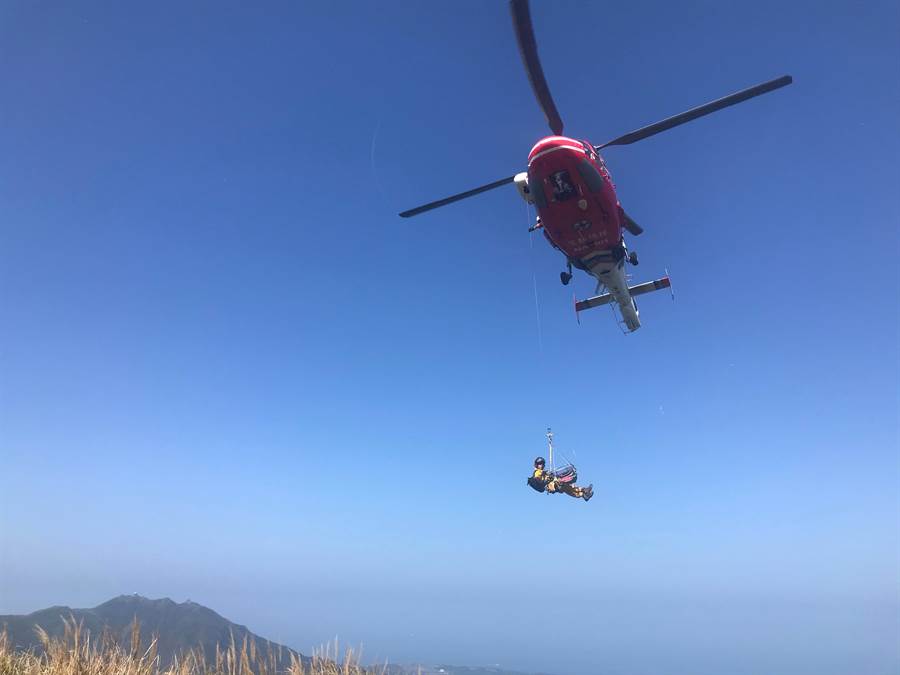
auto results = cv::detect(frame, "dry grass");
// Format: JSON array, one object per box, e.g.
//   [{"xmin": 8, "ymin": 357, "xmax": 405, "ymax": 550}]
[{"xmin": 0, "ymin": 617, "xmax": 396, "ymax": 675}]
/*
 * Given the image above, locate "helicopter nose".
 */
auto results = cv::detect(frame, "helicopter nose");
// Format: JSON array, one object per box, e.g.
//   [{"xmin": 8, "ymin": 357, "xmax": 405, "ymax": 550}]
[{"xmin": 528, "ymin": 136, "xmax": 584, "ymax": 165}]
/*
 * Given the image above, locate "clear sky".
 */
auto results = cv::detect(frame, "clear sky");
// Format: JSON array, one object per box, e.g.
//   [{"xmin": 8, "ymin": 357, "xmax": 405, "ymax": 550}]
[{"xmin": 1, "ymin": 2, "xmax": 898, "ymax": 674}]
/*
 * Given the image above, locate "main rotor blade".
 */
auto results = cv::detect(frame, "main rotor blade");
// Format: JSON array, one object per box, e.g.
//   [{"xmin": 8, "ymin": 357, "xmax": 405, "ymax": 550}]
[
  {"xmin": 399, "ymin": 175, "xmax": 516, "ymax": 218},
  {"xmin": 510, "ymin": 0, "xmax": 564, "ymax": 136},
  {"xmin": 597, "ymin": 75, "xmax": 793, "ymax": 149}
]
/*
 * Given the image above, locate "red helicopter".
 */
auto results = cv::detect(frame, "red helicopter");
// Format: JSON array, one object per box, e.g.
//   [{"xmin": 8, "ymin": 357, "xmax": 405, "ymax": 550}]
[{"xmin": 400, "ymin": 0, "xmax": 792, "ymax": 332}]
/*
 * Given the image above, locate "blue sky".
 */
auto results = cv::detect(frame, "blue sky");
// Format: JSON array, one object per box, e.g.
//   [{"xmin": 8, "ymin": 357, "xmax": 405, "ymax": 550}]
[{"xmin": 1, "ymin": 1, "xmax": 897, "ymax": 673}]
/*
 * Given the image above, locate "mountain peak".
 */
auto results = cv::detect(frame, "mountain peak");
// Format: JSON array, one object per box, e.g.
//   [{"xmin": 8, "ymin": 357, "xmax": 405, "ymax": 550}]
[
  {"xmin": 99, "ymin": 594, "xmax": 177, "ymax": 607},
  {"xmin": 0, "ymin": 595, "xmax": 304, "ymax": 667}
]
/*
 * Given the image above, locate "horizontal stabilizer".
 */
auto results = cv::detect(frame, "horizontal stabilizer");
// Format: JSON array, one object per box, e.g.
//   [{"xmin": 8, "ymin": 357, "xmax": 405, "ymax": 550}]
[
  {"xmin": 575, "ymin": 276, "xmax": 671, "ymax": 313},
  {"xmin": 575, "ymin": 291, "xmax": 614, "ymax": 312}
]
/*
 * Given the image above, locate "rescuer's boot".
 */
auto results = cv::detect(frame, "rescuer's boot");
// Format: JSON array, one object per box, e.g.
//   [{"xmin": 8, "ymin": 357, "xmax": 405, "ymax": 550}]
[{"xmin": 583, "ymin": 484, "xmax": 593, "ymax": 502}]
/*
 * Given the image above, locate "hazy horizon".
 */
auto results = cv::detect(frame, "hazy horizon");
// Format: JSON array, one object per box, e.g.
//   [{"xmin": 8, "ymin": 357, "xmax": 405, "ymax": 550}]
[
  {"xmin": 1, "ymin": 1, "xmax": 898, "ymax": 674},
  {"xmin": 2, "ymin": 590, "xmax": 897, "ymax": 673}
]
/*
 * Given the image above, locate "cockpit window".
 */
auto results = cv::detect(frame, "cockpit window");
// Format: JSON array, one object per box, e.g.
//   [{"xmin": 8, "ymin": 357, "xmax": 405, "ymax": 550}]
[
  {"xmin": 527, "ymin": 169, "xmax": 548, "ymax": 208},
  {"xmin": 576, "ymin": 159, "xmax": 605, "ymax": 193}
]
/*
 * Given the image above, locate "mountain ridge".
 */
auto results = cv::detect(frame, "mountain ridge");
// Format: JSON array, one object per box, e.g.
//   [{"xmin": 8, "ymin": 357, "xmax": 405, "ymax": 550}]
[
  {"xmin": 0, "ymin": 594, "xmax": 305, "ymax": 668},
  {"xmin": 1, "ymin": 596, "xmax": 554, "ymax": 675}
]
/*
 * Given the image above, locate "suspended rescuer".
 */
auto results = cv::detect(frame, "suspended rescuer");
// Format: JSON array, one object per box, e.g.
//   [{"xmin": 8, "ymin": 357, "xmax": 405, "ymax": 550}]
[{"xmin": 527, "ymin": 456, "xmax": 593, "ymax": 501}]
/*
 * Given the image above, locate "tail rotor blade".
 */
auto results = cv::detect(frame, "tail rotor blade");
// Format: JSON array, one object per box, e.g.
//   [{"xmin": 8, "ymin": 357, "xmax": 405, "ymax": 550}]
[
  {"xmin": 399, "ymin": 175, "xmax": 516, "ymax": 218},
  {"xmin": 597, "ymin": 75, "xmax": 793, "ymax": 149},
  {"xmin": 510, "ymin": 0, "xmax": 564, "ymax": 136}
]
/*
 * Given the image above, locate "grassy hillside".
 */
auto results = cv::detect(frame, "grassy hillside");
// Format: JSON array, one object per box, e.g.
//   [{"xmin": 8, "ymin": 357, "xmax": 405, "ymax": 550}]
[
  {"xmin": 0, "ymin": 616, "xmax": 378, "ymax": 675},
  {"xmin": 0, "ymin": 596, "xmax": 303, "ymax": 670},
  {"xmin": 0, "ymin": 598, "xmax": 549, "ymax": 675}
]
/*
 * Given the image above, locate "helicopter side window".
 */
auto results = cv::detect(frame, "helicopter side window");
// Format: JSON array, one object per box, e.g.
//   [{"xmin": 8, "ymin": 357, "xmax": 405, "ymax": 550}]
[
  {"xmin": 576, "ymin": 159, "xmax": 605, "ymax": 193},
  {"xmin": 527, "ymin": 170, "xmax": 548, "ymax": 209}
]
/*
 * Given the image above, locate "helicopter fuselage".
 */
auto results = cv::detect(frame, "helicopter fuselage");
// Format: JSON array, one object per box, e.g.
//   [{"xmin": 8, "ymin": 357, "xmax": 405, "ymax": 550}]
[
  {"xmin": 522, "ymin": 135, "xmax": 648, "ymax": 331},
  {"xmin": 526, "ymin": 135, "xmax": 623, "ymax": 265}
]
